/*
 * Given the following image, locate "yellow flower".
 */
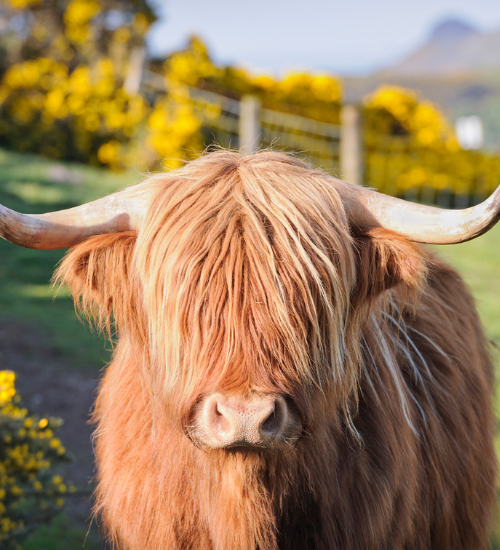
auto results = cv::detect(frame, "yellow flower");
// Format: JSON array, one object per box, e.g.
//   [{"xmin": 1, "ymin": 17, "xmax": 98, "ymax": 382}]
[
  {"xmin": 49, "ymin": 438, "xmax": 61, "ymax": 449},
  {"xmin": 10, "ymin": 486, "xmax": 23, "ymax": 496},
  {"xmin": 115, "ymin": 28, "xmax": 131, "ymax": 44},
  {"xmin": 7, "ymin": 0, "xmax": 41, "ymax": 9},
  {"xmin": 64, "ymin": 1, "xmax": 100, "ymax": 40},
  {"xmin": 98, "ymin": 140, "xmax": 122, "ymax": 165},
  {"xmin": 133, "ymin": 13, "xmax": 151, "ymax": 35}
]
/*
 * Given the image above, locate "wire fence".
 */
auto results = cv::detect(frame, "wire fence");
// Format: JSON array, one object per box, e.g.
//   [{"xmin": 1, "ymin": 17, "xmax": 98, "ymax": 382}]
[
  {"xmin": 143, "ymin": 70, "xmax": 241, "ymax": 149},
  {"xmin": 364, "ymin": 135, "xmax": 500, "ymax": 208},
  {"xmin": 260, "ymin": 108, "xmax": 340, "ymax": 172},
  {"xmin": 143, "ymin": 71, "xmax": 500, "ymax": 207},
  {"xmin": 143, "ymin": 71, "xmax": 341, "ymax": 173}
]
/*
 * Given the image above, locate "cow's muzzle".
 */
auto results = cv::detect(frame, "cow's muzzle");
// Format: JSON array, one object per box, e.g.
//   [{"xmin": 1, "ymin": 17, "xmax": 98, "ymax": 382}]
[{"xmin": 192, "ymin": 392, "xmax": 302, "ymax": 450}]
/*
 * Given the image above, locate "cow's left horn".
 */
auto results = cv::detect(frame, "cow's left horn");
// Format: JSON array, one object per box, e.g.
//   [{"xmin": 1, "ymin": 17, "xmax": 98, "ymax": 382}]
[
  {"xmin": 345, "ymin": 183, "xmax": 500, "ymax": 244},
  {"xmin": 0, "ymin": 183, "xmax": 152, "ymax": 250}
]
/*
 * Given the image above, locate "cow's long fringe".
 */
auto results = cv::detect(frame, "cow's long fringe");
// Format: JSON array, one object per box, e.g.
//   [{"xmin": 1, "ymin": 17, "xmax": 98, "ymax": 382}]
[{"xmin": 55, "ymin": 150, "xmax": 496, "ymax": 549}]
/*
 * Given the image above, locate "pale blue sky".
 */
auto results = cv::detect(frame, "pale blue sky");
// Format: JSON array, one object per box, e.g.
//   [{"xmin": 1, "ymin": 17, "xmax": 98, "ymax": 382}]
[{"xmin": 147, "ymin": 0, "xmax": 500, "ymax": 75}]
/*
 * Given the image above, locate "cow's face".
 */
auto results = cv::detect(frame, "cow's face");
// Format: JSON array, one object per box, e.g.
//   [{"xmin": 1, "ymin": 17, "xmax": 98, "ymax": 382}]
[{"xmin": 56, "ymin": 156, "xmax": 427, "ymax": 452}]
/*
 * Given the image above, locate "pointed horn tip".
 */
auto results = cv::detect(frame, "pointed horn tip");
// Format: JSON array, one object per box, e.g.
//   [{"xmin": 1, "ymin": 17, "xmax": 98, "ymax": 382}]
[{"xmin": 347, "ymin": 182, "xmax": 500, "ymax": 245}]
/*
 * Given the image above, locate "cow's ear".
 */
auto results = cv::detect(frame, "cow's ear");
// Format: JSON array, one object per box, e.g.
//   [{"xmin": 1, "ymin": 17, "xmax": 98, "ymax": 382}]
[
  {"xmin": 54, "ymin": 231, "xmax": 137, "ymax": 335},
  {"xmin": 352, "ymin": 227, "xmax": 428, "ymax": 304}
]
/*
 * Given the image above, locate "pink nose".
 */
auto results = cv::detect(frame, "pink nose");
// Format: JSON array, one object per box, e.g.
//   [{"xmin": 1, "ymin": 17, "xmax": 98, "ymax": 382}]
[{"xmin": 196, "ymin": 393, "xmax": 291, "ymax": 449}]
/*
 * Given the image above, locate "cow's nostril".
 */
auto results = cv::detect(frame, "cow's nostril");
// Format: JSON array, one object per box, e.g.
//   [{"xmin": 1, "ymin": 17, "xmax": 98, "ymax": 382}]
[
  {"xmin": 260, "ymin": 400, "xmax": 282, "ymax": 436},
  {"xmin": 214, "ymin": 402, "xmax": 231, "ymax": 434},
  {"xmin": 261, "ymin": 409, "xmax": 277, "ymax": 434}
]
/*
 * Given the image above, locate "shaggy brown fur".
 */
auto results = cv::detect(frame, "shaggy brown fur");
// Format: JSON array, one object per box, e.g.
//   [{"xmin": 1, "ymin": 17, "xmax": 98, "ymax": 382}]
[{"xmin": 55, "ymin": 151, "xmax": 496, "ymax": 549}]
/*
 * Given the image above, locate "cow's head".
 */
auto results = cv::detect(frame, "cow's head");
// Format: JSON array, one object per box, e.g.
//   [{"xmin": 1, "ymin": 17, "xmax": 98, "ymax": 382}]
[{"xmin": 2, "ymin": 151, "xmax": 499, "ymax": 452}]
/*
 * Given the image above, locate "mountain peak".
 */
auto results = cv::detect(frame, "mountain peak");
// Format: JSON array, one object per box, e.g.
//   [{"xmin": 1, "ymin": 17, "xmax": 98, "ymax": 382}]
[
  {"xmin": 381, "ymin": 16, "xmax": 500, "ymax": 76},
  {"xmin": 428, "ymin": 17, "xmax": 479, "ymax": 42}
]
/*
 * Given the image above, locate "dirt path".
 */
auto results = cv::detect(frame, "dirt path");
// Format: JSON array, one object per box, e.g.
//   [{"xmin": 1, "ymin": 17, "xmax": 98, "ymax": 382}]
[{"xmin": 0, "ymin": 318, "xmax": 108, "ymax": 548}]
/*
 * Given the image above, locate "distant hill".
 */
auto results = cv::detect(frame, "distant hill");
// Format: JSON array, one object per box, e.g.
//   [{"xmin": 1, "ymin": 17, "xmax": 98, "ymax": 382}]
[
  {"xmin": 342, "ymin": 17, "xmax": 500, "ymax": 152},
  {"xmin": 384, "ymin": 17, "xmax": 500, "ymax": 76}
]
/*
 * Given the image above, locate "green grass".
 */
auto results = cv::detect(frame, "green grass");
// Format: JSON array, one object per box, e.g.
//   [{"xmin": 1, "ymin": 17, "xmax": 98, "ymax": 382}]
[
  {"xmin": 0, "ymin": 148, "xmax": 136, "ymax": 367},
  {"xmin": 23, "ymin": 515, "xmax": 101, "ymax": 550},
  {"xmin": 0, "ymin": 149, "xmax": 138, "ymax": 549},
  {"xmin": 431, "ymin": 224, "xmax": 500, "ymax": 346}
]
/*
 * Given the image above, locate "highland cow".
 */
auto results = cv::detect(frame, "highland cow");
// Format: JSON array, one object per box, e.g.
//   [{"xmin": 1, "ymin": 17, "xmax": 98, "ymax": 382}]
[{"xmin": 0, "ymin": 151, "xmax": 498, "ymax": 550}]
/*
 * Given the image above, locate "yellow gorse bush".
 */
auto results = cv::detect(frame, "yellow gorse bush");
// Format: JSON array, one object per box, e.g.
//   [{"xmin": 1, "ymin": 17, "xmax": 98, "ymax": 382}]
[
  {"xmin": 364, "ymin": 86, "xmax": 500, "ymax": 199},
  {"xmin": 63, "ymin": 0, "xmax": 101, "ymax": 44},
  {"xmin": 0, "ymin": 55, "xmax": 149, "ymax": 165},
  {"xmin": 139, "ymin": 36, "xmax": 344, "ymax": 168},
  {"xmin": 0, "ymin": 371, "xmax": 75, "ymax": 549},
  {"xmin": 1, "ymin": 0, "xmax": 500, "ymax": 197},
  {"xmin": 0, "ymin": 0, "xmax": 156, "ymax": 168},
  {"xmin": 365, "ymin": 85, "xmax": 458, "ymax": 149}
]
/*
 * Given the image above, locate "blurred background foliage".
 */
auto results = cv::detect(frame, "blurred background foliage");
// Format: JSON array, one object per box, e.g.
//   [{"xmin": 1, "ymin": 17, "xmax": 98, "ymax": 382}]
[
  {"xmin": 363, "ymin": 86, "xmax": 500, "ymax": 199},
  {"xmin": 1, "ymin": 0, "xmax": 500, "ymax": 201},
  {"xmin": 0, "ymin": 0, "xmax": 155, "ymax": 167}
]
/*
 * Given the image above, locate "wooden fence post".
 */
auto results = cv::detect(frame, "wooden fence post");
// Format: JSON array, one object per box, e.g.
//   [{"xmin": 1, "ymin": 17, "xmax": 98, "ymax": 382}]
[
  {"xmin": 341, "ymin": 104, "xmax": 364, "ymax": 185},
  {"xmin": 239, "ymin": 96, "xmax": 261, "ymax": 154},
  {"xmin": 124, "ymin": 46, "xmax": 146, "ymax": 96}
]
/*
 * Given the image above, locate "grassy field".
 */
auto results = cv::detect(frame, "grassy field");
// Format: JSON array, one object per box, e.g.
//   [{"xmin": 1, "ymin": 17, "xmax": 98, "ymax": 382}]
[
  {"xmin": 0, "ymin": 148, "xmax": 136, "ymax": 368},
  {"xmin": 0, "ymin": 148, "xmax": 499, "ymax": 548},
  {"xmin": 0, "ymin": 149, "xmax": 135, "ymax": 549},
  {"xmin": 432, "ymin": 227, "xmax": 500, "ymax": 346}
]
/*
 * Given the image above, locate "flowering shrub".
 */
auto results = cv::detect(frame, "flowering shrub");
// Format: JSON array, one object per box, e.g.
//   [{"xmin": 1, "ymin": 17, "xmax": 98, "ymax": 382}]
[
  {"xmin": 363, "ymin": 86, "xmax": 500, "ymax": 199},
  {"xmin": 0, "ymin": 0, "xmax": 155, "ymax": 168},
  {"xmin": 364, "ymin": 85, "xmax": 456, "ymax": 147},
  {"xmin": 1, "ymin": 0, "xmax": 499, "ymax": 198},
  {"xmin": 0, "ymin": 57, "xmax": 148, "ymax": 165},
  {"xmin": 141, "ymin": 36, "xmax": 343, "ymax": 169},
  {"xmin": 0, "ymin": 371, "xmax": 74, "ymax": 549},
  {"xmin": 0, "ymin": 21, "xmax": 343, "ymax": 169}
]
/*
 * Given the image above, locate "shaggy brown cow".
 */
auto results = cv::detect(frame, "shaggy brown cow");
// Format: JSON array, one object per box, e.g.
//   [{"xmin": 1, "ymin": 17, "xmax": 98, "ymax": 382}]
[{"xmin": 0, "ymin": 151, "xmax": 499, "ymax": 550}]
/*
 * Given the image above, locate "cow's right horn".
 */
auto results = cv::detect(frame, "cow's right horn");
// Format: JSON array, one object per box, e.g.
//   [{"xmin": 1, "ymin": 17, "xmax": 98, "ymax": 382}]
[
  {"xmin": 0, "ymin": 182, "xmax": 153, "ymax": 250},
  {"xmin": 345, "ymin": 182, "xmax": 500, "ymax": 245}
]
